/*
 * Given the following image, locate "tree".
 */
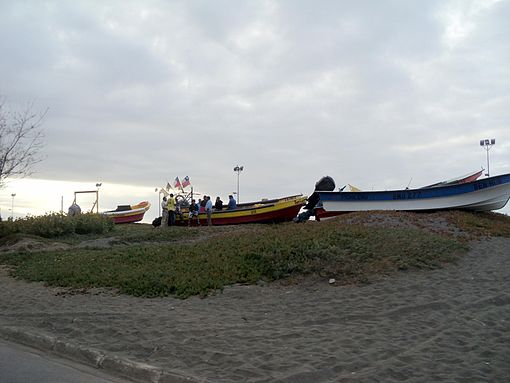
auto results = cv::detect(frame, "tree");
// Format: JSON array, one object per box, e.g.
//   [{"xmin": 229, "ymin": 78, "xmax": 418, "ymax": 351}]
[{"xmin": 0, "ymin": 98, "xmax": 46, "ymax": 188}]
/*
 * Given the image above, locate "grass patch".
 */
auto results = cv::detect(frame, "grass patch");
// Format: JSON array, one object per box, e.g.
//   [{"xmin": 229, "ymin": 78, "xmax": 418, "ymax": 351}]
[
  {"xmin": 443, "ymin": 210, "xmax": 510, "ymax": 237},
  {"xmin": 0, "ymin": 219, "xmax": 467, "ymax": 298}
]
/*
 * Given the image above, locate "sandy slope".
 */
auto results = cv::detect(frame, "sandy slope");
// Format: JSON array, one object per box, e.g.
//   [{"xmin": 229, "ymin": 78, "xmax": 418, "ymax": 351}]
[{"xmin": 0, "ymin": 237, "xmax": 509, "ymax": 382}]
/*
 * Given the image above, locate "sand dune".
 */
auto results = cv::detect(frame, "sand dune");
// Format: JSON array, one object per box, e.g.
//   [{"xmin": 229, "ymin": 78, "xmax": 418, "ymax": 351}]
[{"xmin": 0, "ymin": 238, "xmax": 509, "ymax": 382}]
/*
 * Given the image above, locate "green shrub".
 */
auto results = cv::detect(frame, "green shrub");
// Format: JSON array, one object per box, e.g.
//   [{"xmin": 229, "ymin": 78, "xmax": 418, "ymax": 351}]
[
  {"xmin": 0, "ymin": 213, "xmax": 114, "ymax": 238},
  {"xmin": 73, "ymin": 213, "xmax": 115, "ymax": 234}
]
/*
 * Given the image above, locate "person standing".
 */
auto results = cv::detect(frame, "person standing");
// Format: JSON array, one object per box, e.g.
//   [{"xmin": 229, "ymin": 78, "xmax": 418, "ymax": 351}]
[
  {"xmin": 205, "ymin": 195, "xmax": 213, "ymax": 226},
  {"xmin": 167, "ymin": 193, "xmax": 176, "ymax": 226},
  {"xmin": 161, "ymin": 196, "xmax": 168, "ymax": 228}
]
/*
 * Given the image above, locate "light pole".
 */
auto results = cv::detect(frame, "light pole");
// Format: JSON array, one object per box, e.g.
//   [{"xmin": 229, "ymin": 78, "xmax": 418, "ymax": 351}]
[
  {"xmin": 479, "ymin": 139, "xmax": 495, "ymax": 177},
  {"xmin": 11, "ymin": 193, "xmax": 16, "ymax": 219},
  {"xmin": 95, "ymin": 183, "xmax": 102, "ymax": 213},
  {"xmin": 155, "ymin": 188, "xmax": 161, "ymax": 216},
  {"xmin": 234, "ymin": 165, "xmax": 244, "ymax": 203}
]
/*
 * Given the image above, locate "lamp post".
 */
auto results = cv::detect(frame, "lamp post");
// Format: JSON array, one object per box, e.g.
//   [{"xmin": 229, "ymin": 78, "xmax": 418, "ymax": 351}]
[
  {"xmin": 155, "ymin": 188, "xmax": 161, "ymax": 216},
  {"xmin": 234, "ymin": 165, "xmax": 244, "ymax": 203},
  {"xmin": 11, "ymin": 193, "xmax": 16, "ymax": 220},
  {"xmin": 479, "ymin": 139, "xmax": 496, "ymax": 177},
  {"xmin": 95, "ymin": 183, "xmax": 102, "ymax": 213}
]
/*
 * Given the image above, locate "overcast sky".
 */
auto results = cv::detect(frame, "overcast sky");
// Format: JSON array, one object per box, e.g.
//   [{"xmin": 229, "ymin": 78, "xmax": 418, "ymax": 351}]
[{"xmin": 1, "ymin": 0, "xmax": 509, "ymax": 219}]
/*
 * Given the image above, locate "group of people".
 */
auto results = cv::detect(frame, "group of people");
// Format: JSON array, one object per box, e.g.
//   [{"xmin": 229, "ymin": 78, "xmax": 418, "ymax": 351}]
[{"xmin": 161, "ymin": 194, "xmax": 237, "ymax": 227}]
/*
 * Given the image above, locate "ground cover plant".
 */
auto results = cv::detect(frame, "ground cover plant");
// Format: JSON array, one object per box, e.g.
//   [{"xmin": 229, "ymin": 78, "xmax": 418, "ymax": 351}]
[
  {"xmin": 5, "ymin": 211, "xmax": 501, "ymax": 298},
  {"xmin": 0, "ymin": 210, "xmax": 508, "ymax": 298},
  {"xmin": 0, "ymin": 213, "xmax": 114, "ymax": 238}
]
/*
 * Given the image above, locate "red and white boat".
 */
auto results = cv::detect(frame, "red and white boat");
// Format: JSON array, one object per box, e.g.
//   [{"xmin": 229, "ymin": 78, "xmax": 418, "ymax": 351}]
[{"xmin": 103, "ymin": 201, "xmax": 150, "ymax": 224}]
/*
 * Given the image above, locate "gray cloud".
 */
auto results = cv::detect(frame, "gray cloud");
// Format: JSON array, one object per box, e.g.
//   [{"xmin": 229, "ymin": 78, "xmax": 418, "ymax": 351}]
[{"xmin": 1, "ymin": 0, "xmax": 509, "ymax": 211}]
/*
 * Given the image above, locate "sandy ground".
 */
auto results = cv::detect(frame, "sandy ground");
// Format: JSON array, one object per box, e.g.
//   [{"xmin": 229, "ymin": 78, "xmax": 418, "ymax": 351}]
[{"xmin": 0, "ymin": 237, "xmax": 509, "ymax": 382}]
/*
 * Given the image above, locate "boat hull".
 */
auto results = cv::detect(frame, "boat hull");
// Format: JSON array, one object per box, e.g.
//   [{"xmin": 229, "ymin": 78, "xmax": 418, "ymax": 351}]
[
  {"xmin": 103, "ymin": 202, "xmax": 151, "ymax": 224},
  {"xmin": 175, "ymin": 195, "xmax": 306, "ymax": 226},
  {"xmin": 109, "ymin": 212, "xmax": 147, "ymax": 224},
  {"xmin": 316, "ymin": 173, "xmax": 510, "ymax": 220}
]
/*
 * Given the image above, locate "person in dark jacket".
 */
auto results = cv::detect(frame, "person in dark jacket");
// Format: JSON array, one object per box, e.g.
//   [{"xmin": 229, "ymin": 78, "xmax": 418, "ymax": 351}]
[{"xmin": 214, "ymin": 196, "xmax": 223, "ymax": 211}]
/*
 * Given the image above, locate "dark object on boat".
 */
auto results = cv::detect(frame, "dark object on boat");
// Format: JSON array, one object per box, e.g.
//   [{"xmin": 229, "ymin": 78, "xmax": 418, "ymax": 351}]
[
  {"xmin": 294, "ymin": 176, "xmax": 336, "ymax": 222},
  {"xmin": 114, "ymin": 205, "xmax": 132, "ymax": 212}
]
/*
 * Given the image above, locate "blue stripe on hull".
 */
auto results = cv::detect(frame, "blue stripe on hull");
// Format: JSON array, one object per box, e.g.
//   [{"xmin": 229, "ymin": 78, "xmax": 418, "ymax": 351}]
[{"xmin": 318, "ymin": 173, "xmax": 510, "ymax": 202}]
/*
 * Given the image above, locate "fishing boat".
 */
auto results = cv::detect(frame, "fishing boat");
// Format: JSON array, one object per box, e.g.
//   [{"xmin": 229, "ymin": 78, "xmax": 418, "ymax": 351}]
[
  {"xmin": 314, "ymin": 173, "xmax": 510, "ymax": 221},
  {"xmin": 103, "ymin": 201, "xmax": 151, "ymax": 224},
  {"xmin": 175, "ymin": 195, "xmax": 306, "ymax": 226}
]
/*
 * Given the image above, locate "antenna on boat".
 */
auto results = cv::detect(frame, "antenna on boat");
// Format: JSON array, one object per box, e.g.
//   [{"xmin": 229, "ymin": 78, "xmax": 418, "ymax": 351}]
[{"xmin": 406, "ymin": 177, "xmax": 413, "ymax": 190}]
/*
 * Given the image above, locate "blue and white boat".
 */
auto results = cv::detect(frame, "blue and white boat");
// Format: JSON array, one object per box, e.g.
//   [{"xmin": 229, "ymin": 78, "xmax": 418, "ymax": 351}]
[{"xmin": 315, "ymin": 173, "xmax": 510, "ymax": 220}]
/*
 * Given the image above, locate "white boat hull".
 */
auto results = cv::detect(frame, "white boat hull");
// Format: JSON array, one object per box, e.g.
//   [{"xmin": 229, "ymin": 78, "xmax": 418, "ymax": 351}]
[{"xmin": 318, "ymin": 173, "xmax": 510, "ymax": 214}]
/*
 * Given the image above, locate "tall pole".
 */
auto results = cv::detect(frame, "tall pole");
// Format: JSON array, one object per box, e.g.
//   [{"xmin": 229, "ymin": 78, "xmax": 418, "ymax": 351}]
[
  {"xmin": 486, "ymin": 149, "xmax": 490, "ymax": 176},
  {"xmin": 234, "ymin": 165, "xmax": 244, "ymax": 203},
  {"xmin": 11, "ymin": 193, "xmax": 16, "ymax": 220},
  {"xmin": 480, "ymin": 139, "xmax": 495, "ymax": 177},
  {"xmin": 95, "ymin": 183, "xmax": 102, "ymax": 213}
]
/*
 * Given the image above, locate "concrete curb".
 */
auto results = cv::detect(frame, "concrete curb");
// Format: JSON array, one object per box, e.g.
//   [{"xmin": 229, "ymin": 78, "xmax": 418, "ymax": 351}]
[{"xmin": 0, "ymin": 326, "xmax": 196, "ymax": 383}]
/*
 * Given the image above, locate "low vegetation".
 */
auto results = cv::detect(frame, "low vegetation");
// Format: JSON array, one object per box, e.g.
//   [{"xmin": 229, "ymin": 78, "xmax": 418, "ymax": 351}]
[
  {"xmin": 0, "ymin": 213, "xmax": 114, "ymax": 238},
  {"xmin": 0, "ymin": 210, "xmax": 509, "ymax": 298}
]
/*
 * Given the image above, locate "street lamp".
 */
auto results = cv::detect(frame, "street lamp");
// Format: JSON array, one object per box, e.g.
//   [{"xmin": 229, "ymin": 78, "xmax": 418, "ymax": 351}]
[
  {"xmin": 234, "ymin": 165, "xmax": 244, "ymax": 203},
  {"xmin": 11, "ymin": 193, "xmax": 16, "ymax": 220},
  {"xmin": 154, "ymin": 188, "xmax": 161, "ymax": 216},
  {"xmin": 95, "ymin": 183, "xmax": 102, "ymax": 213},
  {"xmin": 479, "ymin": 139, "xmax": 496, "ymax": 177}
]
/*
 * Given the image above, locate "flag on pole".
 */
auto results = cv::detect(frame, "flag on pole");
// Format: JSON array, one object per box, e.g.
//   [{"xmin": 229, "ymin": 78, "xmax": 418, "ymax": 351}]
[
  {"xmin": 182, "ymin": 176, "xmax": 190, "ymax": 188},
  {"xmin": 166, "ymin": 182, "xmax": 171, "ymax": 191},
  {"xmin": 174, "ymin": 177, "xmax": 181, "ymax": 189}
]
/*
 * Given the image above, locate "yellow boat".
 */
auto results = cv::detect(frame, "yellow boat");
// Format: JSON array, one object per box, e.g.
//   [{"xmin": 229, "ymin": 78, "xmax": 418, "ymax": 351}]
[{"xmin": 175, "ymin": 195, "xmax": 306, "ymax": 226}]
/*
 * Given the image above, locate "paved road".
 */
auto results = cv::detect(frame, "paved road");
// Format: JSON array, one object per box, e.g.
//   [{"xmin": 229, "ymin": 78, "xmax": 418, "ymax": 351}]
[{"xmin": 0, "ymin": 340, "xmax": 130, "ymax": 383}]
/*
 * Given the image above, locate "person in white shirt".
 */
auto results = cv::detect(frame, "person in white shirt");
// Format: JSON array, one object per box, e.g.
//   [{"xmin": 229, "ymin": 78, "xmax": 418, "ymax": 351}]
[
  {"xmin": 205, "ymin": 196, "xmax": 213, "ymax": 226},
  {"xmin": 161, "ymin": 196, "xmax": 168, "ymax": 228}
]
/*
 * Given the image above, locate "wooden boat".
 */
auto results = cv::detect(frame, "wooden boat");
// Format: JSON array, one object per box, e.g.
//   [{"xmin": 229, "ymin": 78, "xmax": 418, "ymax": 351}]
[
  {"xmin": 175, "ymin": 195, "xmax": 306, "ymax": 226},
  {"xmin": 103, "ymin": 201, "xmax": 150, "ymax": 224},
  {"xmin": 315, "ymin": 173, "xmax": 510, "ymax": 221}
]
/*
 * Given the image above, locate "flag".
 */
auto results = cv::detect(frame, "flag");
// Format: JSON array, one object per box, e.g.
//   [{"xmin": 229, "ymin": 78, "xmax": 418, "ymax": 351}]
[
  {"xmin": 173, "ymin": 177, "xmax": 181, "ymax": 189},
  {"xmin": 182, "ymin": 176, "xmax": 190, "ymax": 188},
  {"xmin": 166, "ymin": 182, "xmax": 171, "ymax": 191}
]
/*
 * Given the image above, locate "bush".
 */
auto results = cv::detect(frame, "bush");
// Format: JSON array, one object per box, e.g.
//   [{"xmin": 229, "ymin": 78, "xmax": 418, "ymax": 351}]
[
  {"xmin": 0, "ymin": 213, "xmax": 114, "ymax": 238},
  {"xmin": 73, "ymin": 213, "xmax": 115, "ymax": 234}
]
